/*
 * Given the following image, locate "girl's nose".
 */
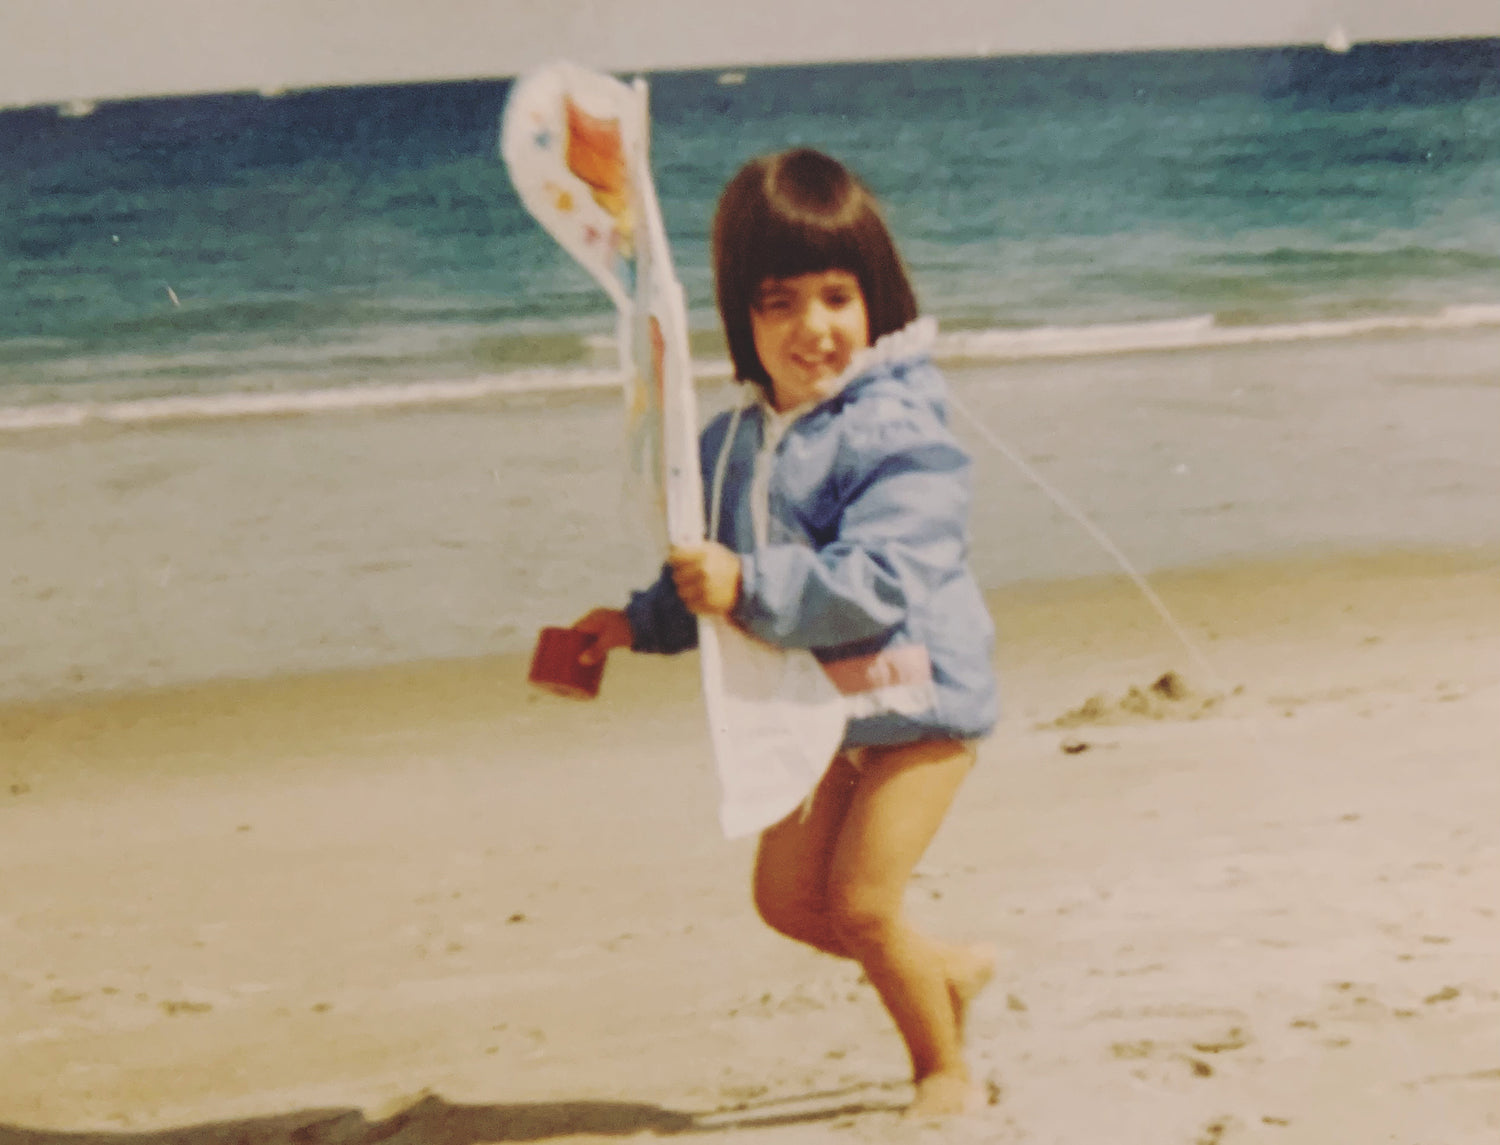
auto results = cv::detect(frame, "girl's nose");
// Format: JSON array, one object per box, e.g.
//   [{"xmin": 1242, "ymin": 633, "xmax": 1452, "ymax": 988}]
[{"xmin": 799, "ymin": 300, "xmax": 834, "ymax": 343}]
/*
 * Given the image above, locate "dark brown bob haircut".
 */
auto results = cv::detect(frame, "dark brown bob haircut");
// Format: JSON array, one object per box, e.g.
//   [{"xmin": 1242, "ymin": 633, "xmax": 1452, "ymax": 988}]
[{"xmin": 712, "ymin": 148, "xmax": 919, "ymax": 393}]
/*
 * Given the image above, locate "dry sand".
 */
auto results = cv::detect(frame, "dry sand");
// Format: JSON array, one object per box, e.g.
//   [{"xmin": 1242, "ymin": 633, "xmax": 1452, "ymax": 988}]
[{"xmin": 2, "ymin": 548, "xmax": 1498, "ymax": 1144}]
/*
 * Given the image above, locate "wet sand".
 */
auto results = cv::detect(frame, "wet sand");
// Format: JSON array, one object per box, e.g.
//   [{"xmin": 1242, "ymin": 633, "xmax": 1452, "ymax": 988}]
[
  {"xmin": 3, "ymin": 547, "xmax": 1498, "ymax": 1143},
  {"xmin": 3, "ymin": 327, "xmax": 1499, "ymax": 704}
]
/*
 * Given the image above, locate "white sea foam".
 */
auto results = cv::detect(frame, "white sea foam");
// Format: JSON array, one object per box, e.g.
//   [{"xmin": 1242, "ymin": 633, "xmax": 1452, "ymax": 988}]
[
  {"xmin": 3, "ymin": 307, "xmax": 1498, "ymax": 434},
  {"xmin": 937, "ymin": 304, "xmax": 1500, "ymax": 361},
  {"xmin": 0, "ymin": 370, "xmax": 623, "ymax": 433}
]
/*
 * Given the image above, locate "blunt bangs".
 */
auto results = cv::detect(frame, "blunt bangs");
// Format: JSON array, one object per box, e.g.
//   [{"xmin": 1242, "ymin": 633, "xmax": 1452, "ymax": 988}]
[{"xmin": 713, "ymin": 149, "xmax": 918, "ymax": 391}]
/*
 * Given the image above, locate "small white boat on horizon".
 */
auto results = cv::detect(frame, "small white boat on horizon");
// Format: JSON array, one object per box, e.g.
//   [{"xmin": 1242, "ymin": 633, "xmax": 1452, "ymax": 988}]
[
  {"xmin": 1324, "ymin": 25, "xmax": 1353, "ymax": 54},
  {"xmin": 716, "ymin": 71, "xmax": 747, "ymax": 86},
  {"xmin": 58, "ymin": 98, "xmax": 97, "ymax": 118}
]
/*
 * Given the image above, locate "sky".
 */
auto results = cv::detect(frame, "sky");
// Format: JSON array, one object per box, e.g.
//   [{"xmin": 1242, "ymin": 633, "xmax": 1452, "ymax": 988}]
[{"xmin": 1, "ymin": 0, "xmax": 1497, "ymax": 108}]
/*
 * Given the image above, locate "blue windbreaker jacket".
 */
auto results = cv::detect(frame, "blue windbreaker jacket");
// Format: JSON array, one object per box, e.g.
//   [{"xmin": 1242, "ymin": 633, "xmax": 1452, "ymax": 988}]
[{"xmin": 625, "ymin": 319, "xmax": 998, "ymax": 748}]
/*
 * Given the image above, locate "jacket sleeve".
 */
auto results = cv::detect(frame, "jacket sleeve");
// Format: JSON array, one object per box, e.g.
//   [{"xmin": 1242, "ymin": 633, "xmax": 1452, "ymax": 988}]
[
  {"xmin": 731, "ymin": 397, "xmax": 972, "ymax": 651},
  {"xmin": 625, "ymin": 565, "xmax": 699, "ymax": 654}
]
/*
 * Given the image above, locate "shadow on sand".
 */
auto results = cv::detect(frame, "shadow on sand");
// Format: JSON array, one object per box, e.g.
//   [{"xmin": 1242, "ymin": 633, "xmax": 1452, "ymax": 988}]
[{"xmin": 0, "ymin": 1086, "xmax": 905, "ymax": 1144}]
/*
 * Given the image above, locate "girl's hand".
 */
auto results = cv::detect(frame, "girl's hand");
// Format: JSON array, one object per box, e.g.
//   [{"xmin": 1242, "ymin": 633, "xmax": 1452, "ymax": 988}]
[
  {"xmin": 669, "ymin": 542, "xmax": 742, "ymax": 617},
  {"xmin": 572, "ymin": 607, "xmax": 633, "ymax": 665}
]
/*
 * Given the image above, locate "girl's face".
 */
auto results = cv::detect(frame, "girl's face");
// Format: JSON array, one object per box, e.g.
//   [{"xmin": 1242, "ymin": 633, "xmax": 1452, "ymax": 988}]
[{"xmin": 750, "ymin": 269, "xmax": 870, "ymax": 412}]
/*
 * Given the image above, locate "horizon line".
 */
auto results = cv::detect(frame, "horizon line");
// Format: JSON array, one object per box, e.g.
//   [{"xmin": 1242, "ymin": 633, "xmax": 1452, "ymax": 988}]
[{"xmin": 3, "ymin": 32, "xmax": 1495, "ymax": 114}]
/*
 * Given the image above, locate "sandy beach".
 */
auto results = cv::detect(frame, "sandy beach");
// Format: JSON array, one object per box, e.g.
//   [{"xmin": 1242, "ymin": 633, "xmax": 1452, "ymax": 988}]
[
  {"xmin": 6, "ymin": 30, "xmax": 1500, "ymax": 1142},
  {"xmin": 3, "ymin": 543, "xmax": 1498, "ymax": 1144}
]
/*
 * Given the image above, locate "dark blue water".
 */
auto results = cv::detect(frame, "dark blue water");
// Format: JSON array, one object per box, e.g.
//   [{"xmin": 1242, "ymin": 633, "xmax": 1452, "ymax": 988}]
[{"xmin": 2, "ymin": 39, "xmax": 1499, "ymax": 418}]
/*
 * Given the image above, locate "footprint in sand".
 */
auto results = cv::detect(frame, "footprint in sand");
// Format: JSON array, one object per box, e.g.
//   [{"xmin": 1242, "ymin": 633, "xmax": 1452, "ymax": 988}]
[
  {"xmin": 1109, "ymin": 1038, "xmax": 1218, "ymax": 1081},
  {"xmin": 1191, "ymin": 1027, "xmax": 1250, "ymax": 1054},
  {"xmin": 159, "ymin": 999, "xmax": 213, "ymax": 1015},
  {"xmin": 1099, "ymin": 1011, "xmax": 1255, "ymax": 1084}
]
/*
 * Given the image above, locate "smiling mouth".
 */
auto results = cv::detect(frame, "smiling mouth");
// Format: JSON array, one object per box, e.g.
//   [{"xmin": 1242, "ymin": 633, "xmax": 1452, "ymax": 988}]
[{"xmin": 791, "ymin": 354, "xmax": 837, "ymax": 375}]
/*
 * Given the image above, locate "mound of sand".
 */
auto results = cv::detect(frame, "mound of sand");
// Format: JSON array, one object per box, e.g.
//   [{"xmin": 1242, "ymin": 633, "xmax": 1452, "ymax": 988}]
[{"xmin": 1046, "ymin": 671, "xmax": 1230, "ymax": 729}]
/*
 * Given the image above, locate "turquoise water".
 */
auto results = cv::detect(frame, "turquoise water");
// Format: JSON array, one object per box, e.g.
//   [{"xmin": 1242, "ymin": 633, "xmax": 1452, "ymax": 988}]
[{"xmin": 1, "ymin": 40, "xmax": 1499, "ymax": 424}]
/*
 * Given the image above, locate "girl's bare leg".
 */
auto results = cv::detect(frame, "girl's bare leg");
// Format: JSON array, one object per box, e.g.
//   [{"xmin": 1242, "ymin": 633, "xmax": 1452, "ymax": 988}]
[
  {"xmin": 752, "ymin": 742, "xmax": 989, "ymax": 1117},
  {"xmin": 825, "ymin": 740, "xmax": 982, "ymax": 1116},
  {"xmin": 753, "ymin": 758, "xmax": 994, "ymax": 1015},
  {"xmin": 945, "ymin": 940, "xmax": 998, "ymax": 1042},
  {"xmin": 752, "ymin": 752, "xmax": 862, "ymax": 955}
]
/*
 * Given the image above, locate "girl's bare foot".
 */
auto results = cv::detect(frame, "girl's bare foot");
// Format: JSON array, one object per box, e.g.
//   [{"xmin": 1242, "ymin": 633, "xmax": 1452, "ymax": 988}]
[
  {"xmin": 945, "ymin": 942, "xmax": 997, "ymax": 1041},
  {"xmin": 905, "ymin": 1070, "xmax": 987, "ymax": 1120}
]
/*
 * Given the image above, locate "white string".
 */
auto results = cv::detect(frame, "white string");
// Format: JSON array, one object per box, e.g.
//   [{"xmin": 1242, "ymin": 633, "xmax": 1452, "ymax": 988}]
[{"xmin": 945, "ymin": 387, "xmax": 1232, "ymax": 698}]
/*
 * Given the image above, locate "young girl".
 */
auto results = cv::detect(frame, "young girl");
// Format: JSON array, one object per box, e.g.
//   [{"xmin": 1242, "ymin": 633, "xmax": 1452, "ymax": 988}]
[{"xmin": 574, "ymin": 148, "xmax": 999, "ymax": 1118}]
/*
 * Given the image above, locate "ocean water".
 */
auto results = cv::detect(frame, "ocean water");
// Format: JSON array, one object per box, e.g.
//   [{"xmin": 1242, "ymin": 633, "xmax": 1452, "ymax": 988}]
[{"xmin": 2, "ymin": 39, "xmax": 1500, "ymax": 429}]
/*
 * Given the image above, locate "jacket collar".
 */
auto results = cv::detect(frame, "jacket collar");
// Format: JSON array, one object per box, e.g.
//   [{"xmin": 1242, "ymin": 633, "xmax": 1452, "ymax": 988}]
[{"xmin": 748, "ymin": 317, "xmax": 939, "ymax": 426}]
